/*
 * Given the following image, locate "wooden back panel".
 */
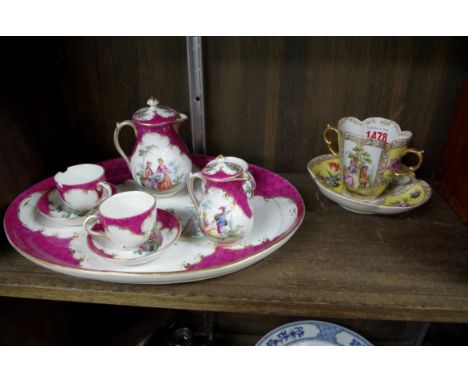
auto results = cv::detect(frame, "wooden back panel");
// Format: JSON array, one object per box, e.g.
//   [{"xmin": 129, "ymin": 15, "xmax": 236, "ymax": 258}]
[
  {"xmin": 436, "ymin": 77, "xmax": 468, "ymax": 223},
  {"xmin": 54, "ymin": 37, "xmax": 191, "ymax": 163},
  {"xmin": 0, "ymin": 38, "xmax": 64, "ymax": 244},
  {"xmin": 204, "ymin": 37, "xmax": 467, "ymax": 178}
]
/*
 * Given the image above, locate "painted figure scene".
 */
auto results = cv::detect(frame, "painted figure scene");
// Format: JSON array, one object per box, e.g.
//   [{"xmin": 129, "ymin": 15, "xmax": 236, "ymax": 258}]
[
  {"xmin": 134, "ymin": 224, "xmax": 163, "ymax": 254},
  {"xmin": 343, "ymin": 146, "xmax": 373, "ymax": 190},
  {"xmin": 200, "ymin": 204, "xmax": 246, "ymax": 242},
  {"xmin": 136, "ymin": 157, "xmax": 184, "ymax": 192},
  {"xmin": 143, "ymin": 158, "xmax": 173, "ymax": 190}
]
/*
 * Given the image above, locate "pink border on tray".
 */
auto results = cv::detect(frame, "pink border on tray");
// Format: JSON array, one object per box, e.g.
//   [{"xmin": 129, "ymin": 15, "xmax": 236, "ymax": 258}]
[{"xmin": 4, "ymin": 155, "xmax": 305, "ymax": 273}]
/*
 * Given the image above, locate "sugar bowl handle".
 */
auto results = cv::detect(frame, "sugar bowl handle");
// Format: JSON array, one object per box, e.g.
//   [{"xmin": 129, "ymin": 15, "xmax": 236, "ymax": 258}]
[
  {"xmin": 187, "ymin": 172, "xmax": 204, "ymax": 212},
  {"xmin": 114, "ymin": 120, "xmax": 137, "ymax": 172}
]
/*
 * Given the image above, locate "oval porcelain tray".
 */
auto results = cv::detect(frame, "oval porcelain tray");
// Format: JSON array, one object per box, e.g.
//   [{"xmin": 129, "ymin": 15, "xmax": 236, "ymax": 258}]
[{"xmin": 4, "ymin": 155, "xmax": 304, "ymax": 284}]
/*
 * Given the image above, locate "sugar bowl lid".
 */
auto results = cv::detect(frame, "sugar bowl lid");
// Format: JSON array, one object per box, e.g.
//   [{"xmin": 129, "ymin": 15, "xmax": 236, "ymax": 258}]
[
  {"xmin": 202, "ymin": 155, "xmax": 244, "ymax": 180},
  {"xmin": 132, "ymin": 96, "xmax": 187, "ymax": 126}
]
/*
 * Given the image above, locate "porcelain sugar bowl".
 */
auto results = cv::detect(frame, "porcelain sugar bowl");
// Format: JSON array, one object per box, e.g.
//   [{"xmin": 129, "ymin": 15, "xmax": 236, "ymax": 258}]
[
  {"xmin": 114, "ymin": 97, "xmax": 193, "ymax": 197},
  {"xmin": 187, "ymin": 156, "xmax": 254, "ymax": 246}
]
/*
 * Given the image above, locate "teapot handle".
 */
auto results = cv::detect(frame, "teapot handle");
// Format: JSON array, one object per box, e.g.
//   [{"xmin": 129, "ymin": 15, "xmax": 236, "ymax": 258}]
[
  {"xmin": 114, "ymin": 120, "xmax": 137, "ymax": 173},
  {"xmin": 187, "ymin": 172, "xmax": 204, "ymax": 212}
]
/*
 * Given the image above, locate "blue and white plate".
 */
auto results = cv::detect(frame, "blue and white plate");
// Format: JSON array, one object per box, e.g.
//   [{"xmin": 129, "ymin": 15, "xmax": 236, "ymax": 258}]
[{"xmin": 256, "ymin": 320, "xmax": 372, "ymax": 346}]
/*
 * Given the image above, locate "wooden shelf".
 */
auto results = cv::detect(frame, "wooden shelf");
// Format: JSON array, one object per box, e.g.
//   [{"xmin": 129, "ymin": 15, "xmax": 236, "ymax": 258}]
[{"xmin": 1, "ymin": 173, "xmax": 468, "ymax": 323}]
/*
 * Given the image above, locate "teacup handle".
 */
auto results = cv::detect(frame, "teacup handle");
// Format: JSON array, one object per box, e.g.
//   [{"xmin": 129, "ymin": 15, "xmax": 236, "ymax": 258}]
[
  {"xmin": 114, "ymin": 120, "xmax": 137, "ymax": 173},
  {"xmin": 83, "ymin": 214, "xmax": 106, "ymax": 238},
  {"xmin": 323, "ymin": 124, "xmax": 339, "ymax": 156},
  {"xmin": 394, "ymin": 148, "xmax": 424, "ymax": 176},
  {"xmin": 187, "ymin": 172, "xmax": 204, "ymax": 212},
  {"xmin": 96, "ymin": 181, "xmax": 113, "ymax": 204}
]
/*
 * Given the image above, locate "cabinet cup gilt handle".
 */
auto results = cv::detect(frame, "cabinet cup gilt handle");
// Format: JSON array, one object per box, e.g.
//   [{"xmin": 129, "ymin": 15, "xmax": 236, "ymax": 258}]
[{"xmin": 323, "ymin": 124, "xmax": 339, "ymax": 156}]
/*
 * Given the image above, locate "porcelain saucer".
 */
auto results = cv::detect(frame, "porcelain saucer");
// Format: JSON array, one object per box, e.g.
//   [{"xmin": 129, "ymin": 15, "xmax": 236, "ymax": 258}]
[
  {"xmin": 37, "ymin": 188, "xmax": 89, "ymax": 225},
  {"xmin": 256, "ymin": 320, "xmax": 372, "ymax": 346},
  {"xmin": 86, "ymin": 208, "xmax": 181, "ymax": 266},
  {"xmin": 307, "ymin": 154, "xmax": 432, "ymax": 215},
  {"xmin": 36, "ymin": 185, "xmax": 118, "ymax": 226}
]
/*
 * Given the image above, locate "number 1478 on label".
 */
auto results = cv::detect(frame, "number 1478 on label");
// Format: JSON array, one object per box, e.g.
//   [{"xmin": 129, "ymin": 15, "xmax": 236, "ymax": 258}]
[{"xmin": 366, "ymin": 131, "xmax": 388, "ymax": 142}]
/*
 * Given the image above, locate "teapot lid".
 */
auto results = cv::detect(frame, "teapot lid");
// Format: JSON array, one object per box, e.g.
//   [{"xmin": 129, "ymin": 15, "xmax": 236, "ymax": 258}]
[
  {"xmin": 202, "ymin": 155, "xmax": 244, "ymax": 180},
  {"xmin": 132, "ymin": 96, "xmax": 187, "ymax": 126}
]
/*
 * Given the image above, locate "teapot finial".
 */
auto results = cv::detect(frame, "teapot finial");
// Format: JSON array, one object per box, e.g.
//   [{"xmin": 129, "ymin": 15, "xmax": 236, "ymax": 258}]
[{"xmin": 147, "ymin": 96, "xmax": 159, "ymax": 111}]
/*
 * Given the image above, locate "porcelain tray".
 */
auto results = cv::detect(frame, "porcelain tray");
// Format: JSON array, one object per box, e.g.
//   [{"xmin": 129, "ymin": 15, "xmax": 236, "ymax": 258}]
[{"xmin": 4, "ymin": 155, "xmax": 304, "ymax": 284}]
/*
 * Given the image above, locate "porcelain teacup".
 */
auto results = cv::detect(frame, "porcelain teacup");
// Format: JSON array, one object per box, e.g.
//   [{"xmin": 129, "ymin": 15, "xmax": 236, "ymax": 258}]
[
  {"xmin": 54, "ymin": 164, "xmax": 113, "ymax": 211},
  {"xmin": 83, "ymin": 191, "xmax": 157, "ymax": 248},
  {"xmin": 323, "ymin": 117, "xmax": 424, "ymax": 200}
]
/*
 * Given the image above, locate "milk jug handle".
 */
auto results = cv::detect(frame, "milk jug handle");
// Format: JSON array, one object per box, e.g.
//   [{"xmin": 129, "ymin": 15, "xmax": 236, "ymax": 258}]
[
  {"xmin": 114, "ymin": 120, "xmax": 137, "ymax": 172},
  {"xmin": 187, "ymin": 172, "xmax": 204, "ymax": 212}
]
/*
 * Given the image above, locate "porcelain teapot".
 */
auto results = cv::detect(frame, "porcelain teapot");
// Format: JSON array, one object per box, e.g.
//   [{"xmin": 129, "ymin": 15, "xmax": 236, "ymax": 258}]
[
  {"xmin": 187, "ymin": 155, "xmax": 254, "ymax": 246},
  {"xmin": 114, "ymin": 97, "xmax": 192, "ymax": 197}
]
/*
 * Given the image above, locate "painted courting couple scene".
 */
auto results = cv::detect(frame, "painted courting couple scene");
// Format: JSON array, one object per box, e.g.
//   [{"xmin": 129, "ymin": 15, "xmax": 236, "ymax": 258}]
[
  {"xmin": 139, "ymin": 158, "xmax": 173, "ymax": 191},
  {"xmin": 343, "ymin": 146, "xmax": 373, "ymax": 190}
]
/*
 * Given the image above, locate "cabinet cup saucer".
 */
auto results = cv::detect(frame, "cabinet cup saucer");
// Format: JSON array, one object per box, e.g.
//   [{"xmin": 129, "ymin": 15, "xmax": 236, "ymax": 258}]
[
  {"xmin": 307, "ymin": 154, "xmax": 432, "ymax": 215},
  {"xmin": 36, "ymin": 185, "xmax": 117, "ymax": 226},
  {"xmin": 86, "ymin": 208, "xmax": 181, "ymax": 266}
]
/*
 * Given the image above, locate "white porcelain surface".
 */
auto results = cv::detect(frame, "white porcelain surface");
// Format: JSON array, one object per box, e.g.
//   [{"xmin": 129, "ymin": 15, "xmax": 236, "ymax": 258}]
[
  {"xmin": 64, "ymin": 189, "xmax": 101, "ymax": 211},
  {"xmin": 224, "ymin": 156, "xmax": 248, "ymax": 171},
  {"xmin": 339, "ymin": 117, "xmax": 411, "ymax": 144},
  {"xmin": 55, "ymin": 164, "xmax": 104, "ymax": 185},
  {"xmin": 99, "ymin": 191, "xmax": 154, "ymax": 219}
]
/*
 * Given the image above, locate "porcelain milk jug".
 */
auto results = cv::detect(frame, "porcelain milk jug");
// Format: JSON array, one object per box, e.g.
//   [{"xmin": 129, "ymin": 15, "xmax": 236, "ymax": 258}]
[
  {"xmin": 187, "ymin": 155, "xmax": 254, "ymax": 246},
  {"xmin": 114, "ymin": 97, "xmax": 192, "ymax": 197}
]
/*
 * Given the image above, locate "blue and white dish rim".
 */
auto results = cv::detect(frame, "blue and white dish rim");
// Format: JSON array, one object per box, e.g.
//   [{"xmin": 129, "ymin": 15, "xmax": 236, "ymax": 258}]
[{"xmin": 256, "ymin": 320, "xmax": 373, "ymax": 346}]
